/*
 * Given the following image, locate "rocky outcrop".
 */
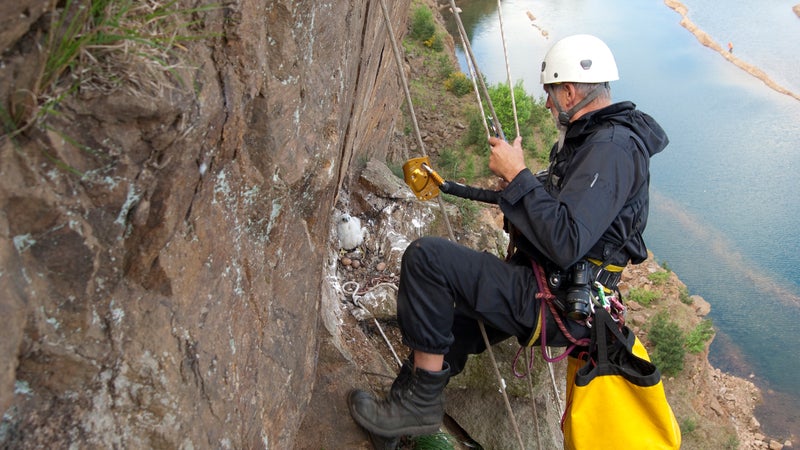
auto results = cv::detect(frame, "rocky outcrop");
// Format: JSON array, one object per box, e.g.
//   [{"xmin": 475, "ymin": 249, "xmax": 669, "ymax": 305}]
[{"xmin": 0, "ymin": 0, "xmax": 410, "ymax": 447}]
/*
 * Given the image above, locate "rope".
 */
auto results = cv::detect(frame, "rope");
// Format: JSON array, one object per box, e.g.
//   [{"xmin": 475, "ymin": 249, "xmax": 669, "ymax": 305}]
[
  {"xmin": 545, "ymin": 346, "xmax": 563, "ymax": 412},
  {"xmin": 343, "ymin": 280, "xmax": 403, "ymax": 368},
  {"xmin": 495, "ymin": 0, "xmax": 521, "ymax": 137},
  {"xmin": 454, "ymin": 13, "xmax": 544, "ymax": 440},
  {"xmin": 493, "ymin": 4, "xmax": 561, "ymax": 433},
  {"xmin": 478, "ymin": 320, "xmax": 526, "ymax": 450},
  {"xmin": 453, "ymin": 19, "xmax": 492, "ymax": 139},
  {"xmin": 379, "ymin": 2, "xmax": 559, "ymax": 448},
  {"xmin": 523, "ymin": 350, "xmax": 543, "ymax": 450},
  {"xmin": 447, "ymin": 0, "xmax": 506, "ymax": 141},
  {"xmin": 378, "ymin": 0, "xmax": 455, "ymax": 242},
  {"xmin": 446, "ymin": 3, "xmax": 530, "ymax": 449}
]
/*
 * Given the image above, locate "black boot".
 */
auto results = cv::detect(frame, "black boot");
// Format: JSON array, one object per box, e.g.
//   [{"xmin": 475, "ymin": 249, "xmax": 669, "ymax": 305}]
[{"xmin": 348, "ymin": 361, "xmax": 450, "ymax": 438}]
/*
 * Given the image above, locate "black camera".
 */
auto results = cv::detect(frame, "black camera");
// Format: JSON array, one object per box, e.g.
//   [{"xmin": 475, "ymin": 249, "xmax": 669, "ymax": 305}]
[
  {"xmin": 565, "ymin": 261, "xmax": 593, "ymax": 321},
  {"xmin": 548, "ymin": 260, "xmax": 594, "ymax": 321}
]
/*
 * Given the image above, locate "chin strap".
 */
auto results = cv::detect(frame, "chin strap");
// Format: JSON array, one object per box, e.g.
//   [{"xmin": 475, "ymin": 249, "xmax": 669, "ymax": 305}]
[{"xmin": 550, "ymin": 84, "xmax": 603, "ymax": 126}]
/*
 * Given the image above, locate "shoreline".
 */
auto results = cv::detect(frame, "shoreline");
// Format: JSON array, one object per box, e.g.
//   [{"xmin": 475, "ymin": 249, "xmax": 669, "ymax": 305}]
[{"xmin": 664, "ymin": 0, "xmax": 800, "ymax": 102}]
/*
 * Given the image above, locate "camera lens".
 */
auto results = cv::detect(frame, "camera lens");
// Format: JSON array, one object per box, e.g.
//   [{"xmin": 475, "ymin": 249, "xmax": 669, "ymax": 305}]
[{"xmin": 566, "ymin": 284, "xmax": 592, "ymax": 321}]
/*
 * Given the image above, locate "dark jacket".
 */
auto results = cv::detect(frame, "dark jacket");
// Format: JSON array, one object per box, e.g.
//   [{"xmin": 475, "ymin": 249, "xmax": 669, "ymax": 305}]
[{"xmin": 499, "ymin": 101, "xmax": 668, "ymax": 270}]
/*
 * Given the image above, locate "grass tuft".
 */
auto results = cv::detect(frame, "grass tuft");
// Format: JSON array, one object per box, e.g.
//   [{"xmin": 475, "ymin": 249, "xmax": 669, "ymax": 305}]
[{"xmin": 4, "ymin": 0, "xmax": 220, "ymax": 139}]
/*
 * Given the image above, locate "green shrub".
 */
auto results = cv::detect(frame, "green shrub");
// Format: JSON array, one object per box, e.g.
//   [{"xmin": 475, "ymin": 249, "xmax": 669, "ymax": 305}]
[
  {"xmin": 680, "ymin": 416, "xmax": 697, "ymax": 434},
  {"xmin": 437, "ymin": 147, "xmax": 479, "ymax": 182},
  {"xmin": 647, "ymin": 270, "xmax": 670, "ymax": 286},
  {"xmin": 723, "ymin": 435, "xmax": 739, "ymax": 450},
  {"xmin": 6, "ymin": 0, "xmax": 219, "ymax": 138},
  {"xmin": 434, "ymin": 53, "xmax": 455, "ymax": 79},
  {"xmin": 423, "ymin": 33, "xmax": 445, "ymax": 52},
  {"xmin": 648, "ymin": 312, "xmax": 685, "ymax": 376},
  {"xmin": 442, "ymin": 194, "xmax": 479, "ymax": 229},
  {"xmin": 462, "ymin": 111, "xmax": 489, "ymax": 148},
  {"xmin": 413, "ymin": 432, "xmax": 455, "ymax": 449},
  {"xmin": 685, "ymin": 319, "xmax": 714, "ymax": 353},
  {"xmin": 485, "ymin": 81, "xmax": 534, "ymax": 140},
  {"xmin": 627, "ymin": 287, "xmax": 660, "ymax": 306},
  {"xmin": 444, "ymin": 72, "xmax": 473, "ymax": 97},
  {"xmin": 410, "ymin": 6, "xmax": 436, "ymax": 42},
  {"xmin": 463, "ymin": 82, "xmax": 555, "ymax": 167},
  {"xmin": 679, "ymin": 286, "xmax": 693, "ymax": 305}
]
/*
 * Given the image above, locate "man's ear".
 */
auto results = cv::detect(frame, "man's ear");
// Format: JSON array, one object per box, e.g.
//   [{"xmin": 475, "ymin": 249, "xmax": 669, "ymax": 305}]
[{"xmin": 562, "ymin": 83, "xmax": 577, "ymax": 106}]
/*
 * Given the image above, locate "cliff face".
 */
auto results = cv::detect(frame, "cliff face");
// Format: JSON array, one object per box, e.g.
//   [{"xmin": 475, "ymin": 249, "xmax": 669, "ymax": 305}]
[{"xmin": 0, "ymin": 0, "xmax": 408, "ymax": 447}]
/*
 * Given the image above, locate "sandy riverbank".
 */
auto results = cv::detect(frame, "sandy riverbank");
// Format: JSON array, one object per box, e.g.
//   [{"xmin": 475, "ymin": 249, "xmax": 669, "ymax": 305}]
[{"xmin": 664, "ymin": 0, "xmax": 800, "ymax": 102}]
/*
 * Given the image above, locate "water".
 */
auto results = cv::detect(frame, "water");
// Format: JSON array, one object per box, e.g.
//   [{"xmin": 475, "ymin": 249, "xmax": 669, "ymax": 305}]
[{"xmin": 446, "ymin": 0, "xmax": 800, "ymax": 440}]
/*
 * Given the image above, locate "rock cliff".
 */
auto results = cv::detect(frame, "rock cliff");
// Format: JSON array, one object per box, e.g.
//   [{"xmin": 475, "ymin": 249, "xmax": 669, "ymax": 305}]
[{"xmin": 1, "ymin": 0, "xmax": 409, "ymax": 447}]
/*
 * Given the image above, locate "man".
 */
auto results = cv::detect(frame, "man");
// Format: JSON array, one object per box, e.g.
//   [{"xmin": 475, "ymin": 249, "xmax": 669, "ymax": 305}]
[{"xmin": 348, "ymin": 34, "xmax": 668, "ymax": 441}]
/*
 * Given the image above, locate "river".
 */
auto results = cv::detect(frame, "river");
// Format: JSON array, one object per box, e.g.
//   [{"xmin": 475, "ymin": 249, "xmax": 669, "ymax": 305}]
[{"xmin": 445, "ymin": 0, "xmax": 800, "ymax": 440}]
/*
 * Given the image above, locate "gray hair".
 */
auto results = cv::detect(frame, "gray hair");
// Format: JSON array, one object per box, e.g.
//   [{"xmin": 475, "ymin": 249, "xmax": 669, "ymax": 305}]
[{"xmin": 573, "ymin": 82, "xmax": 611, "ymax": 102}]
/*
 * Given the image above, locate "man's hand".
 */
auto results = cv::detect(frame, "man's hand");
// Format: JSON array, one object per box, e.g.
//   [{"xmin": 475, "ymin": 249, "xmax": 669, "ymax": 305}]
[{"xmin": 488, "ymin": 136, "xmax": 526, "ymax": 183}]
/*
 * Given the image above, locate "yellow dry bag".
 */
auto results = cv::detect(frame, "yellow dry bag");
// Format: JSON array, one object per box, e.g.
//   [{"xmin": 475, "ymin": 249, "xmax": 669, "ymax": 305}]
[{"xmin": 562, "ymin": 308, "xmax": 681, "ymax": 450}]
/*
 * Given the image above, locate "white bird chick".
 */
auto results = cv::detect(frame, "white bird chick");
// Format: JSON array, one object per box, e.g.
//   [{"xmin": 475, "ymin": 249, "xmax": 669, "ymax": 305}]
[{"xmin": 337, "ymin": 213, "xmax": 366, "ymax": 251}]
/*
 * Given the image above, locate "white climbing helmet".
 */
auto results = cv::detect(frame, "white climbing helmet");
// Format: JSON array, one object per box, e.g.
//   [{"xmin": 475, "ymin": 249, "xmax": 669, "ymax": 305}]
[{"xmin": 540, "ymin": 34, "xmax": 619, "ymax": 85}]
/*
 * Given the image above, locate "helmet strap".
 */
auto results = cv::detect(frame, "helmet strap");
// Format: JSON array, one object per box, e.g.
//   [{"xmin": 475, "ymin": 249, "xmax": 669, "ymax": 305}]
[{"xmin": 553, "ymin": 84, "xmax": 603, "ymax": 126}]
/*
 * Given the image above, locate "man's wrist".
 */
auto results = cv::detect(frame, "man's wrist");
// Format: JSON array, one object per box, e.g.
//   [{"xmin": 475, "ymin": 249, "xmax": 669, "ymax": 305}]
[{"xmin": 505, "ymin": 166, "xmax": 527, "ymax": 182}]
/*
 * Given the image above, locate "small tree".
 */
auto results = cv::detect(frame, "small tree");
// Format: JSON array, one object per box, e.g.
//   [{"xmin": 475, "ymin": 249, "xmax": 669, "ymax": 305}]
[
  {"xmin": 410, "ymin": 6, "xmax": 436, "ymax": 42},
  {"xmin": 485, "ymin": 81, "xmax": 533, "ymax": 141},
  {"xmin": 686, "ymin": 319, "xmax": 715, "ymax": 353},
  {"xmin": 648, "ymin": 312, "xmax": 685, "ymax": 376}
]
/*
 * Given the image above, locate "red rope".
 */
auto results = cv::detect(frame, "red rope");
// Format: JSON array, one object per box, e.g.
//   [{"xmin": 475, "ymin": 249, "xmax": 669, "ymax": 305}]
[{"xmin": 530, "ymin": 260, "xmax": 590, "ymax": 362}]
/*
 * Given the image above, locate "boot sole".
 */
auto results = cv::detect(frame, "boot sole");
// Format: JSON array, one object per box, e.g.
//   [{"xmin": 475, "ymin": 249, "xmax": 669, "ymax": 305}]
[{"xmin": 347, "ymin": 390, "xmax": 441, "ymax": 438}]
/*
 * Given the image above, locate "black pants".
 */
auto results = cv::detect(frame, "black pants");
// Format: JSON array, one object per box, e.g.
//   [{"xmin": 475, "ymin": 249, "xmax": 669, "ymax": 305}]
[{"xmin": 396, "ymin": 236, "xmax": 589, "ymax": 376}]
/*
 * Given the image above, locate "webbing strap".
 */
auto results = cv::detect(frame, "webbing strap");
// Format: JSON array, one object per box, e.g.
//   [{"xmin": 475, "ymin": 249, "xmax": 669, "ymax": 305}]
[{"xmin": 587, "ymin": 257, "xmax": 624, "ymax": 273}]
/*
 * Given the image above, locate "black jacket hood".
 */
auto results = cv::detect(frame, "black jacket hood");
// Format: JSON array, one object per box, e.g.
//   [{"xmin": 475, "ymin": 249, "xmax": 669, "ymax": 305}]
[{"xmin": 568, "ymin": 101, "xmax": 669, "ymax": 158}]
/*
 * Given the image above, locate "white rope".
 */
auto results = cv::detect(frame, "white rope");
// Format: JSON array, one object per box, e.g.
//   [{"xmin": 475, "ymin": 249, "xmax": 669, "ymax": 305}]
[
  {"xmin": 546, "ymin": 346, "xmax": 563, "ymax": 411},
  {"xmin": 452, "ymin": 3, "xmax": 564, "ymax": 447},
  {"xmin": 378, "ymin": 1, "xmax": 563, "ymax": 447},
  {"xmin": 377, "ymin": 0, "xmax": 456, "ymax": 241},
  {"xmin": 343, "ymin": 280, "xmax": 403, "ymax": 368},
  {"xmin": 495, "ymin": 0, "xmax": 521, "ymax": 137},
  {"xmin": 447, "ymin": 0, "xmax": 506, "ymax": 140},
  {"xmin": 455, "ymin": 22, "xmax": 492, "ymax": 139},
  {"xmin": 478, "ymin": 321, "xmax": 526, "ymax": 450},
  {"xmin": 524, "ymin": 351, "xmax": 543, "ymax": 450},
  {"xmin": 448, "ymin": 3, "xmax": 526, "ymax": 448}
]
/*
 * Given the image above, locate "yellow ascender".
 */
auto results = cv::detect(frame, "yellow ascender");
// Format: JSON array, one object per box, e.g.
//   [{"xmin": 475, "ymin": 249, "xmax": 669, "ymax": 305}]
[{"xmin": 402, "ymin": 156, "xmax": 445, "ymax": 201}]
